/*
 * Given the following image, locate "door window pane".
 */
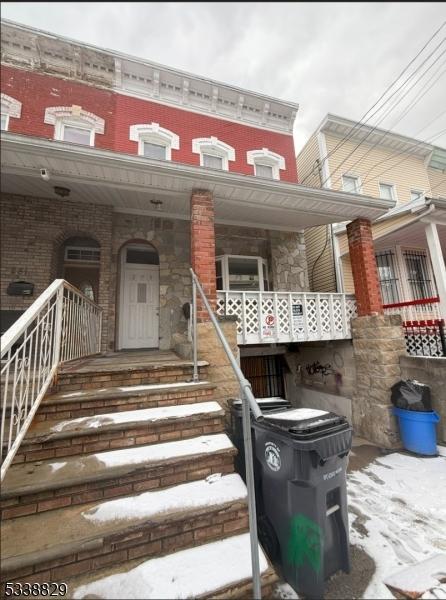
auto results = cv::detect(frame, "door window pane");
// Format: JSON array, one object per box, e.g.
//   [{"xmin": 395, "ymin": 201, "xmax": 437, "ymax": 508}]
[
  {"xmin": 375, "ymin": 251, "xmax": 400, "ymax": 304},
  {"xmin": 228, "ymin": 257, "xmax": 260, "ymax": 291},
  {"xmin": 342, "ymin": 175, "xmax": 360, "ymax": 193},
  {"xmin": 255, "ymin": 164, "xmax": 273, "ymax": 179},
  {"xmin": 379, "ymin": 183, "xmax": 395, "ymax": 200},
  {"xmin": 143, "ymin": 142, "xmax": 167, "ymax": 160},
  {"xmin": 137, "ymin": 283, "xmax": 147, "ymax": 303},
  {"xmin": 403, "ymin": 250, "xmax": 434, "ymax": 300},
  {"xmin": 202, "ymin": 154, "xmax": 223, "ymax": 170},
  {"xmin": 63, "ymin": 125, "xmax": 91, "ymax": 145}
]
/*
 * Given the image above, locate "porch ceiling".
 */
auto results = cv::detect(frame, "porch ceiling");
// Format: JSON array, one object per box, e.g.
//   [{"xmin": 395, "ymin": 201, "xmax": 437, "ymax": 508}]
[
  {"xmin": 374, "ymin": 221, "xmax": 446, "ymax": 255},
  {"xmin": 1, "ymin": 133, "xmax": 394, "ymax": 232}
]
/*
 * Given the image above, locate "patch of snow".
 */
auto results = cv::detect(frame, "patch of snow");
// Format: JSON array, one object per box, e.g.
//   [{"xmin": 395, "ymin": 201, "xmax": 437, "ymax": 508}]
[
  {"xmin": 72, "ymin": 532, "xmax": 268, "ymax": 599},
  {"xmin": 348, "ymin": 451, "xmax": 446, "ymax": 599},
  {"xmin": 422, "ymin": 584, "xmax": 446, "ymax": 599},
  {"xmin": 82, "ymin": 473, "xmax": 247, "ymax": 524},
  {"xmin": 438, "ymin": 445, "xmax": 446, "ymax": 457},
  {"xmin": 49, "ymin": 462, "xmax": 67, "ymax": 473},
  {"xmin": 50, "ymin": 401, "xmax": 222, "ymax": 433},
  {"xmin": 205, "ymin": 473, "xmax": 222, "ymax": 484},
  {"xmin": 266, "ymin": 408, "xmax": 328, "ymax": 421},
  {"xmin": 384, "ymin": 554, "xmax": 446, "ymax": 597},
  {"xmin": 274, "ymin": 582, "xmax": 299, "ymax": 599},
  {"xmin": 96, "ymin": 434, "xmax": 233, "ymax": 468},
  {"xmin": 118, "ymin": 381, "xmax": 209, "ymax": 392}
]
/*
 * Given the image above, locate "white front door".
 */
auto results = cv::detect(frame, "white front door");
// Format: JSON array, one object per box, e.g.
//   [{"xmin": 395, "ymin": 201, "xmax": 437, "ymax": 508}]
[{"xmin": 120, "ymin": 262, "xmax": 159, "ymax": 349}]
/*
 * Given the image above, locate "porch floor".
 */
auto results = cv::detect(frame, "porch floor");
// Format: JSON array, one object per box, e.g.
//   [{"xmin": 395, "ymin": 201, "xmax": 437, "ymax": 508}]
[{"xmin": 60, "ymin": 350, "xmax": 205, "ymax": 374}]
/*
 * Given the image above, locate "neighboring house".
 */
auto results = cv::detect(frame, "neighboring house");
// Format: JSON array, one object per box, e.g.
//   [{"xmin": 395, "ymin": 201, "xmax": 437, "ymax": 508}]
[{"xmin": 298, "ymin": 114, "xmax": 446, "ymax": 353}]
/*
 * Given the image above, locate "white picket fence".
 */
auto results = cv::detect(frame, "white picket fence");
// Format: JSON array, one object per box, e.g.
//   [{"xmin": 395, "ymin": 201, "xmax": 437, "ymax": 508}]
[{"xmin": 216, "ymin": 291, "xmax": 357, "ymax": 345}]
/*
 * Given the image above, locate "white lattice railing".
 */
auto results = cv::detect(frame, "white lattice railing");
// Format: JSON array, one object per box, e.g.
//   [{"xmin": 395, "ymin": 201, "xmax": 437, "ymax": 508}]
[
  {"xmin": 383, "ymin": 297, "xmax": 442, "ymax": 323},
  {"xmin": 216, "ymin": 291, "xmax": 357, "ymax": 345},
  {"xmin": 1, "ymin": 280, "xmax": 102, "ymax": 479}
]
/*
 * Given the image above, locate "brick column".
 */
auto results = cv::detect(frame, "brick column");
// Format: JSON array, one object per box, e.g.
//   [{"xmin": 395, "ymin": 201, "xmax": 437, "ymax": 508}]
[
  {"xmin": 346, "ymin": 218, "xmax": 383, "ymax": 316},
  {"xmin": 190, "ymin": 190, "xmax": 217, "ymax": 321}
]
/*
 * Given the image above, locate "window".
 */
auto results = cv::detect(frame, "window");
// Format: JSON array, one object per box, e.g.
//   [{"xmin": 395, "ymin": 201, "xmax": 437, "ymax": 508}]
[
  {"xmin": 143, "ymin": 142, "xmax": 167, "ymax": 160},
  {"xmin": 247, "ymin": 148, "xmax": 285, "ymax": 180},
  {"xmin": 126, "ymin": 247, "xmax": 159, "ymax": 265},
  {"xmin": 1, "ymin": 93, "xmax": 22, "ymax": 130},
  {"xmin": 44, "ymin": 106, "xmax": 104, "ymax": 147},
  {"xmin": 342, "ymin": 175, "xmax": 361, "ymax": 193},
  {"xmin": 403, "ymin": 250, "xmax": 434, "ymax": 300},
  {"xmin": 379, "ymin": 183, "xmax": 396, "ymax": 201},
  {"xmin": 192, "ymin": 137, "xmax": 235, "ymax": 171},
  {"xmin": 202, "ymin": 153, "xmax": 223, "ymax": 170},
  {"xmin": 410, "ymin": 190, "xmax": 424, "ymax": 202},
  {"xmin": 216, "ymin": 255, "xmax": 269, "ymax": 291},
  {"xmin": 375, "ymin": 251, "xmax": 400, "ymax": 304},
  {"xmin": 65, "ymin": 246, "xmax": 100, "ymax": 262},
  {"xmin": 62, "ymin": 125, "xmax": 92, "ymax": 146},
  {"xmin": 130, "ymin": 123, "xmax": 179, "ymax": 160}
]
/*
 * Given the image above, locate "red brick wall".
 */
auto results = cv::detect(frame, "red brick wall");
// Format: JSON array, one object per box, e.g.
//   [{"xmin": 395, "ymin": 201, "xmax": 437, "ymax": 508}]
[
  {"xmin": 347, "ymin": 218, "xmax": 383, "ymax": 316},
  {"xmin": 1, "ymin": 66, "xmax": 298, "ymax": 182},
  {"xmin": 191, "ymin": 191, "xmax": 216, "ymax": 321}
]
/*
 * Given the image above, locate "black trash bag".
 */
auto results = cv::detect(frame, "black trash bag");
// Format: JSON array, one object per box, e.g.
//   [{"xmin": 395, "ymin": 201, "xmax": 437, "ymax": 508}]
[{"xmin": 391, "ymin": 379, "xmax": 432, "ymax": 412}]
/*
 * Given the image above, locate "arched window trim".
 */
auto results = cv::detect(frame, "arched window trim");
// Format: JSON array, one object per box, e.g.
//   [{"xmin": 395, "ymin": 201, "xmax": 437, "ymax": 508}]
[
  {"xmin": 246, "ymin": 148, "xmax": 285, "ymax": 180},
  {"xmin": 129, "ymin": 123, "xmax": 180, "ymax": 160},
  {"xmin": 1, "ymin": 93, "xmax": 22, "ymax": 131},
  {"xmin": 44, "ymin": 105, "xmax": 105, "ymax": 146},
  {"xmin": 192, "ymin": 136, "xmax": 235, "ymax": 170}
]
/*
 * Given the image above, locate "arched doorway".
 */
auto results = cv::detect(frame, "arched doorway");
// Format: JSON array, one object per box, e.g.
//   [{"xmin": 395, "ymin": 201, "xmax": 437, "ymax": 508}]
[
  {"xmin": 60, "ymin": 236, "xmax": 100, "ymax": 302},
  {"xmin": 118, "ymin": 242, "xmax": 160, "ymax": 349}
]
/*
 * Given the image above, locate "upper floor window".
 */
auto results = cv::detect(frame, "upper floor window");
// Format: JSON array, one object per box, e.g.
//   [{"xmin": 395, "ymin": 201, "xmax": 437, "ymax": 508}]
[
  {"xmin": 216, "ymin": 255, "xmax": 269, "ymax": 291},
  {"xmin": 44, "ymin": 105, "xmax": 105, "ymax": 147},
  {"xmin": 342, "ymin": 174, "xmax": 361, "ymax": 194},
  {"xmin": 129, "ymin": 123, "xmax": 179, "ymax": 160},
  {"xmin": 410, "ymin": 189, "xmax": 424, "ymax": 202},
  {"xmin": 192, "ymin": 137, "xmax": 235, "ymax": 171},
  {"xmin": 246, "ymin": 148, "xmax": 285, "ymax": 180},
  {"xmin": 379, "ymin": 182, "xmax": 396, "ymax": 201},
  {"xmin": 1, "ymin": 93, "xmax": 22, "ymax": 131}
]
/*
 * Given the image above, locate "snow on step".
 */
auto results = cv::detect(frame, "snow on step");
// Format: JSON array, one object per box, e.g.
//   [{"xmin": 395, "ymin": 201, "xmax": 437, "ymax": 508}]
[
  {"xmin": 265, "ymin": 408, "xmax": 328, "ymax": 420},
  {"xmin": 48, "ymin": 401, "xmax": 223, "ymax": 434},
  {"xmin": 71, "ymin": 532, "xmax": 268, "ymax": 599},
  {"xmin": 49, "ymin": 381, "xmax": 212, "ymax": 401},
  {"xmin": 384, "ymin": 554, "xmax": 446, "ymax": 598},
  {"xmin": 2, "ymin": 435, "xmax": 235, "ymax": 497},
  {"xmin": 83, "ymin": 472, "xmax": 246, "ymax": 524}
]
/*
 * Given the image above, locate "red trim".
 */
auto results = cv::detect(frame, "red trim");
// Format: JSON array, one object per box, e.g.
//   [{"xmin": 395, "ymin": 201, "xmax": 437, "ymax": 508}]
[
  {"xmin": 383, "ymin": 296, "xmax": 439, "ymax": 309},
  {"xmin": 403, "ymin": 318, "xmax": 444, "ymax": 327}
]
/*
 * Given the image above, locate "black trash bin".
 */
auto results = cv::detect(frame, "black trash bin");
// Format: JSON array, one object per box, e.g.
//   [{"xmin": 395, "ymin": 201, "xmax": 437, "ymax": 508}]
[{"xmin": 253, "ymin": 408, "xmax": 352, "ymax": 599}]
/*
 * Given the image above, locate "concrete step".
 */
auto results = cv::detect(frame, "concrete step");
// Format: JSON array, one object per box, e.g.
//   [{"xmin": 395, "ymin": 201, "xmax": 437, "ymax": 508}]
[
  {"xmin": 53, "ymin": 356, "xmax": 209, "ymax": 393},
  {"xmin": 1, "ymin": 434, "xmax": 236, "ymax": 519},
  {"xmin": 65, "ymin": 532, "xmax": 278, "ymax": 599},
  {"xmin": 1, "ymin": 473, "xmax": 249, "ymax": 584},
  {"xmin": 34, "ymin": 381, "xmax": 216, "ymax": 422},
  {"xmin": 12, "ymin": 402, "xmax": 225, "ymax": 464}
]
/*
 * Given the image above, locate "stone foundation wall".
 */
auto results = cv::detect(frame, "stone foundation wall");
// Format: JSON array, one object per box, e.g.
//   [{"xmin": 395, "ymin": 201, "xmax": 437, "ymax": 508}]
[
  {"xmin": 400, "ymin": 355, "xmax": 446, "ymax": 443},
  {"xmin": 351, "ymin": 314, "xmax": 406, "ymax": 448}
]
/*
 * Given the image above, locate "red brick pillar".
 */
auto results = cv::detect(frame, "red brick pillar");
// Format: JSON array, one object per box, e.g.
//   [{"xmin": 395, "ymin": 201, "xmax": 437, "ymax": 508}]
[
  {"xmin": 346, "ymin": 218, "xmax": 383, "ymax": 316},
  {"xmin": 190, "ymin": 190, "xmax": 217, "ymax": 321}
]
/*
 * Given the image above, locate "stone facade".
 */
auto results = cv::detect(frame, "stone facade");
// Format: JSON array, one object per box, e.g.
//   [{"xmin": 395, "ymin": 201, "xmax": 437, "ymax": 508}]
[
  {"xmin": 400, "ymin": 355, "xmax": 446, "ymax": 443},
  {"xmin": 351, "ymin": 314, "xmax": 407, "ymax": 448},
  {"xmin": 270, "ymin": 231, "xmax": 308, "ymax": 291}
]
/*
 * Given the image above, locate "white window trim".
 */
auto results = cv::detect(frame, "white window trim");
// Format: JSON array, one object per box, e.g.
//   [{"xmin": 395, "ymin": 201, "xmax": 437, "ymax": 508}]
[
  {"xmin": 129, "ymin": 123, "xmax": 179, "ymax": 160},
  {"xmin": 192, "ymin": 136, "xmax": 235, "ymax": 170},
  {"xmin": 378, "ymin": 181, "xmax": 398, "ymax": 202},
  {"xmin": 216, "ymin": 254, "xmax": 269, "ymax": 291},
  {"xmin": 44, "ymin": 105, "xmax": 105, "ymax": 146},
  {"xmin": 341, "ymin": 173, "xmax": 363, "ymax": 194},
  {"xmin": 1, "ymin": 93, "xmax": 22, "ymax": 130},
  {"xmin": 246, "ymin": 148, "xmax": 285, "ymax": 180}
]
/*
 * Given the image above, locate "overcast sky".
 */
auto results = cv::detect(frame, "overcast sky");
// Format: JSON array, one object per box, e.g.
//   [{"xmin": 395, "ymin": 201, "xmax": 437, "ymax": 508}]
[{"xmin": 2, "ymin": 2, "xmax": 446, "ymax": 152}]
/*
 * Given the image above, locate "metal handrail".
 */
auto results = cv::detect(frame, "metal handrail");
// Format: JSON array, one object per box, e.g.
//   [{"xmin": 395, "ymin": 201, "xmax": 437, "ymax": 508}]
[
  {"xmin": 190, "ymin": 268, "xmax": 263, "ymax": 599},
  {"xmin": 1, "ymin": 279, "xmax": 102, "ymax": 480}
]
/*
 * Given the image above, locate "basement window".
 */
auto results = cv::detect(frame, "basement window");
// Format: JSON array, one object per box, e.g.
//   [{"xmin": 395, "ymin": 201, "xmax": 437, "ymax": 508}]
[{"xmin": 216, "ymin": 255, "xmax": 269, "ymax": 291}]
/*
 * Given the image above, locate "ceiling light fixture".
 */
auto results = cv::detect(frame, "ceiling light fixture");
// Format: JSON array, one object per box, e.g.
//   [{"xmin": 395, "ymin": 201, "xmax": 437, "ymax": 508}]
[
  {"xmin": 54, "ymin": 186, "xmax": 71, "ymax": 198},
  {"xmin": 150, "ymin": 198, "xmax": 163, "ymax": 211}
]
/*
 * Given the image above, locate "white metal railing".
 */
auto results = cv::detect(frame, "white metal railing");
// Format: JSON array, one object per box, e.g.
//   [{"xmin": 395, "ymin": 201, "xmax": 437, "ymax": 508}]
[
  {"xmin": 1, "ymin": 280, "xmax": 102, "ymax": 479},
  {"xmin": 216, "ymin": 291, "xmax": 357, "ymax": 345},
  {"xmin": 383, "ymin": 296, "xmax": 442, "ymax": 323}
]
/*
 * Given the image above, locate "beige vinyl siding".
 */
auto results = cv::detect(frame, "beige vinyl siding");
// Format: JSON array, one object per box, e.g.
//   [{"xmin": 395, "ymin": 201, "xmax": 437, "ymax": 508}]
[
  {"xmin": 428, "ymin": 167, "xmax": 446, "ymax": 197},
  {"xmin": 341, "ymin": 254, "xmax": 354, "ymax": 294},
  {"xmin": 296, "ymin": 133, "xmax": 321, "ymax": 188},
  {"xmin": 304, "ymin": 225, "xmax": 337, "ymax": 292},
  {"xmin": 324, "ymin": 135, "xmax": 431, "ymax": 204}
]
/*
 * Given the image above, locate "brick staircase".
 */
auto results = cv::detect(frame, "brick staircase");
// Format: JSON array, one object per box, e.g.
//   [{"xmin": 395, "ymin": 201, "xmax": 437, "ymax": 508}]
[{"xmin": 1, "ymin": 352, "xmax": 277, "ymax": 598}]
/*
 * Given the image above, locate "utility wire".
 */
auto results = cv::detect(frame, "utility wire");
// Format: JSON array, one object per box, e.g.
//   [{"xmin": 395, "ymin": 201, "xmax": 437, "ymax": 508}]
[{"xmin": 299, "ymin": 21, "xmax": 446, "ymax": 186}]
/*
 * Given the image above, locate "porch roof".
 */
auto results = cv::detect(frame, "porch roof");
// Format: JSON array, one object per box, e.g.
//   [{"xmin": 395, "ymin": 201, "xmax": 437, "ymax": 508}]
[{"xmin": 0, "ymin": 132, "xmax": 394, "ymax": 232}]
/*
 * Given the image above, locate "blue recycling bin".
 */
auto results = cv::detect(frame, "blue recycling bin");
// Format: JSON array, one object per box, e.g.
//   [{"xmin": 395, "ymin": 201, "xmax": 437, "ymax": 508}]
[{"xmin": 392, "ymin": 407, "xmax": 440, "ymax": 456}]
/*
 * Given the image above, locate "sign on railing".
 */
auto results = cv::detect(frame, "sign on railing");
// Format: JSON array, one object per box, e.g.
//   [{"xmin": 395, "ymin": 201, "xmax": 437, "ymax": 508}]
[
  {"xmin": 216, "ymin": 291, "xmax": 357, "ymax": 344},
  {"xmin": 0, "ymin": 280, "xmax": 102, "ymax": 480}
]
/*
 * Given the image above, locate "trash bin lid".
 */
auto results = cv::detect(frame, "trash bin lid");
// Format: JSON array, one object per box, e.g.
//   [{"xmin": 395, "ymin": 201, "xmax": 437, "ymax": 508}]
[
  {"xmin": 265, "ymin": 408, "xmax": 349, "ymax": 439},
  {"xmin": 232, "ymin": 397, "xmax": 291, "ymax": 412}
]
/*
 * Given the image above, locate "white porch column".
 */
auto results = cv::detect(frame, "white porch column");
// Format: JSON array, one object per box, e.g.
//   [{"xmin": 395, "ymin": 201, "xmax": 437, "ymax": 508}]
[{"xmin": 425, "ymin": 222, "xmax": 446, "ymax": 318}]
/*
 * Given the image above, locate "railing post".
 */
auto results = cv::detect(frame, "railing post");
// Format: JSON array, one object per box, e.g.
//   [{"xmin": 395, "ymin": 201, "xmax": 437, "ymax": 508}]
[
  {"xmin": 439, "ymin": 320, "xmax": 446, "ymax": 357},
  {"xmin": 53, "ymin": 285, "xmax": 64, "ymax": 367},
  {"xmin": 192, "ymin": 275, "xmax": 199, "ymax": 383}
]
